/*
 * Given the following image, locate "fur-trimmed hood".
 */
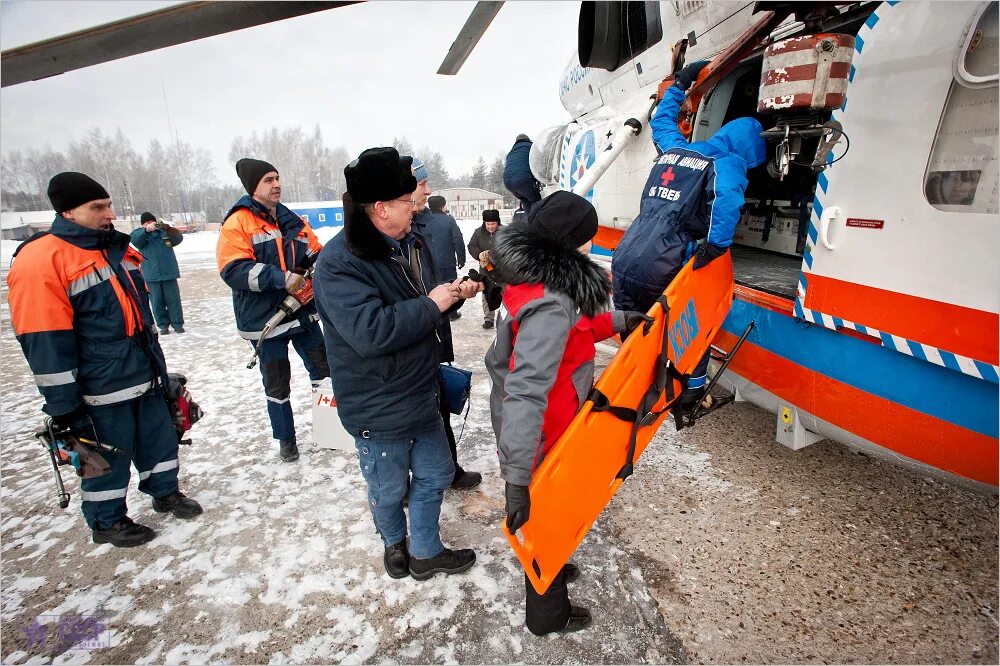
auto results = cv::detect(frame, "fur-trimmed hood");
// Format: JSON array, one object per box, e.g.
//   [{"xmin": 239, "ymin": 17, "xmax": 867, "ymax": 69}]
[{"xmin": 492, "ymin": 222, "xmax": 611, "ymax": 317}]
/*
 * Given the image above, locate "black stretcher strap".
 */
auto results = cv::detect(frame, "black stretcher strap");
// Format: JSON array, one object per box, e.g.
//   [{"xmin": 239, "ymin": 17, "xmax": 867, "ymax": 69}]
[{"xmin": 587, "ymin": 295, "xmax": 690, "ymax": 482}]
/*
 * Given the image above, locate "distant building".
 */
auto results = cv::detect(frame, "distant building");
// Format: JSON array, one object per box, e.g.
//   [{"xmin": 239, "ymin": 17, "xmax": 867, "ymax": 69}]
[
  {"xmin": 434, "ymin": 188, "xmax": 510, "ymax": 221},
  {"xmin": 285, "ymin": 201, "xmax": 344, "ymax": 229},
  {"xmin": 1, "ymin": 210, "xmax": 55, "ymax": 241},
  {"xmin": 1, "ymin": 210, "xmax": 142, "ymax": 238}
]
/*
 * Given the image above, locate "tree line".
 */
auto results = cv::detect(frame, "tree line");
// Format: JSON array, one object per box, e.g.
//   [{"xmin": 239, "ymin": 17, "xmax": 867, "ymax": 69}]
[{"xmin": 1, "ymin": 127, "xmax": 515, "ymax": 220}]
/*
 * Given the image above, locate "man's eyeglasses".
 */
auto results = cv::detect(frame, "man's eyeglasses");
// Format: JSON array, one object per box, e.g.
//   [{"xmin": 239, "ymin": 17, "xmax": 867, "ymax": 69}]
[{"xmin": 385, "ymin": 196, "xmax": 415, "ymax": 207}]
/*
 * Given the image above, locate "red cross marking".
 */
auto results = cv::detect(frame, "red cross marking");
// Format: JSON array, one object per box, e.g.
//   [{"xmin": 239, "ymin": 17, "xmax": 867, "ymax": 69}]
[{"xmin": 660, "ymin": 166, "xmax": 676, "ymax": 187}]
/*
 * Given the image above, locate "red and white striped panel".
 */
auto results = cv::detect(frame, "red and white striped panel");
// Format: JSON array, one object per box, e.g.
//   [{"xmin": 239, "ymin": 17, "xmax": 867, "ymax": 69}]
[{"xmin": 758, "ymin": 33, "xmax": 855, "ymax": 112}]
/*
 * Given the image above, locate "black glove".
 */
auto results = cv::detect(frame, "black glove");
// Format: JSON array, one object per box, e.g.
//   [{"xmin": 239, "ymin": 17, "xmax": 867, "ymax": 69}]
[
  {"xmin": 469, "ymin": 268, "xmax": 503, "ymax": 311},
  {"xmin": 51, "ymin": 405, "xmax": 89, "ymax": 432},
  {"xmin": 672, "ymin": 60, "xmax": 709, "ymax": 92},
  {"xmin": 505, "ymin": 482, "xmax": 530, "ymax": 532},
  {"xmin": 622, "ymin": 311, "xmax": 654, "ymax": 337},
  {"xmin": 693, "ymin": 243, "xmax": 728, "ymax": 270}
]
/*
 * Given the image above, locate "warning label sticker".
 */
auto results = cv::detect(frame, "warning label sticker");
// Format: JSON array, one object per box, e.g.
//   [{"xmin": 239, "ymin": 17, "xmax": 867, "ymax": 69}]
[{"xmin": 846, "ymin": 218, "xmax": 885, "ymax": 229}]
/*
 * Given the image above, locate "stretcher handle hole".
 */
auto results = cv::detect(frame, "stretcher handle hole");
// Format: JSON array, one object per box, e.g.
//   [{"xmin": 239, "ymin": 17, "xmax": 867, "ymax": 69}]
[{"xmin": 532, "ymin": 559, "xmax": 541, "ymax": 578}]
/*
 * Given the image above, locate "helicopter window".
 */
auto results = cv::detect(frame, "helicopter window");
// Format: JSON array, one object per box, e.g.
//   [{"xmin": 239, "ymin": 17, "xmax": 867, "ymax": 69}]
[
  {"xmin": 529, "ymin": 125, "xmax": 569, "ymax": 186},
  {"xmin": 924, "ymin": 3, "xmax": 999, "ymax": 214}
]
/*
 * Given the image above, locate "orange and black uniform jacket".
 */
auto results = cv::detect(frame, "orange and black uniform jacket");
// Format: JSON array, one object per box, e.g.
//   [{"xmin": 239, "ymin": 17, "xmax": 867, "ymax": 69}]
[
  {"xmin": 217, "ymin": 196, "xmax": 323, "ymax": 341},
  {"xmin": 7, "ymin": 217, "xmax": 168, "ymax": 417}
]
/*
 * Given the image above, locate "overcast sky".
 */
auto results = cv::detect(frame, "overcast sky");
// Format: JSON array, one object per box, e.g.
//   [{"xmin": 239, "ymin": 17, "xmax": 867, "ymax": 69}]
[{"xmin": 0, "ymin": 0, "xmax": 580, "ymax": 184}]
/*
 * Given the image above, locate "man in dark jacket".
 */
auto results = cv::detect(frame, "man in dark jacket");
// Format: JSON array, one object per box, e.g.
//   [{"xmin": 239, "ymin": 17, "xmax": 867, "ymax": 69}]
[
  {"xmin": 467, "ymin": 209, "xmax": 502, "ymax": 328},
  {"xmin": 217, "ymin": 158, "xmax": 330, "ymax": 463},
  {"xmin": 8, "ymin": 172, "xmax": 202, "ymax": 548},
  {"xmin": 503, "ymin": 134, "xmax": 541, "ymax": 222},
  {"xmin": 407, "ymin": 158, "xmax": 482, "ymax": 490},
  {"xmin": 130, "ymin": 212, "xmax": 185, "ymax": 334},
  {"xmin": 612, "ymin": 61, "xmax": 766, "ymax": 409},
  {"xmin": 421, "ymin": 195, "xmax": 465, "ymax": 283},
  {"xmin": 313, "ymin": 147, "xmax": 482, "ymax": 580}
]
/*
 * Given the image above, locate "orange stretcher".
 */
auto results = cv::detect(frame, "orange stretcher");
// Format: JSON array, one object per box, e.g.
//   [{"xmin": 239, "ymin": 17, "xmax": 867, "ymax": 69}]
[{"xmin": 504, "ymin": 253, "xmax": 736, "ymax": 594}]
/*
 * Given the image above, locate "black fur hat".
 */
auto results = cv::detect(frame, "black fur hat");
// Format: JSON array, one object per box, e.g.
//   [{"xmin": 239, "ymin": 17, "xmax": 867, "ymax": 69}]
[
  {"xmin": 345, "ymin": 147, "xmax": 417, "ymax": 204},
  {"xmin": 47, "ymin": 172, "xmax": 110, "ymax": 213},
  {"xmin": 482, "ymin": 209, "xmax": 500, "ymax": 222}
]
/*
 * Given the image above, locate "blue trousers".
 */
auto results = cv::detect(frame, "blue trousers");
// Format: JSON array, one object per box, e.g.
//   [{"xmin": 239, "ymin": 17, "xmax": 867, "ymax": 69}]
[
  {"xmin": 147, "ymin": 279, "xmax": 184, "ymax": 329},
  {"xmin": 253, "ymin": 321, "xmax": 330, "ymax": 441},
  {"xmin": 355, "ymin": 421, "xmax": 455, "ymax": 559},
  {"xmin": 614, "ymin": 268, "xmax": 709, "ymax": 393},
  {"xmin": 81, "ymin": 389, "xmax": 180, "ymax": 530}
]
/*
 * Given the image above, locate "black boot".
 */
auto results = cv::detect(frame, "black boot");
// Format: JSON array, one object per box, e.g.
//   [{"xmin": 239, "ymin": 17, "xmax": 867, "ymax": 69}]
[
  {"xmin": 409, "ymin": 547, "xmax": 476, "ymax": 580},
  {"xmin": 563, "ymin": 562, "xmax": 580, "ymax": 584},
  {"xmin": 451, "ymin": 465, "xmax": 482, "ymax": 490},
  {"xmin": 561, "ymin": 605, "xmax": 592, "ymax": 633},
  {"xmin": 152, "ymin": 491, "xmax": 203, "ymax": 519},
  {"xmin": 384, "ymin": 540, "xmax": 410, "ymax": 579},
  {"xmin": 279, "ymin": 438, "xmax": 299, "ymax": 462},
  {"xmin": 92, "ymin": 516, "xmax": 155, "ymax": 548}
]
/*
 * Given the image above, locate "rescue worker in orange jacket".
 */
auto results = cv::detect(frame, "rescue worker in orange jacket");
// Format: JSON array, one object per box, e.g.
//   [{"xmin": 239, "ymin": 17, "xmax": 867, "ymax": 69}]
[
  {"xmin": 7, "ymin": 172, "xmax": 203, "ymax": 548},
  {"xmin": 217, "ymin": 159, "xmax": 330, "ymax": 462}
]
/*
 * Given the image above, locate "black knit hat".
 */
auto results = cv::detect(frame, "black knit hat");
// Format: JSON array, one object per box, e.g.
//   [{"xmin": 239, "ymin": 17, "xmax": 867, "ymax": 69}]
[
  {"xmin": 428, "ymin": 195, "xmax": 446, "ymax": 212},
  {"xmin": 47, "ymin": 172, "xmax": 110, "ymax": 213},
  {"xmin": 515, "ymin": 133, "xmax": 530, "ymax": 143},
  {"xmin": 345, "ymin": 147, "xmax": 417, "ymax": 204},
  {"xmin": 140, "ymin": 212, "xmax": 156, "ymax": 224},
  {"xmin": 235, "ymin": 158, "xmax": 278, "ymax": 195},
  {"xmin": 524, "ymin": 191, "xmax": 598, "ymax": 249},
  {"xmin": 482, "ymin": 209, "xmax": 500, "ymax": 222}
]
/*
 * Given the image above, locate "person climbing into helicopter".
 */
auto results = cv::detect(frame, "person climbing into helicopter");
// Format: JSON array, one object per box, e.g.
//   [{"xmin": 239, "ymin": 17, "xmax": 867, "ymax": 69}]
[{"xmin": 611, "ymin": 60, "xmax": 767, "ymax": 414}]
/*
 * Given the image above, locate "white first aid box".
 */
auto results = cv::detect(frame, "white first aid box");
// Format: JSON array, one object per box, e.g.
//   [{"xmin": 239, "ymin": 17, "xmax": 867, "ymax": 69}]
[{"xmin": 312, "ymin": 389, "xmax": 357, "ymax": 453}]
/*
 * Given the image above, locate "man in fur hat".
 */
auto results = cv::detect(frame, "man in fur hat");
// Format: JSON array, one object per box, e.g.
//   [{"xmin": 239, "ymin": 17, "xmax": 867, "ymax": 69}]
[
  {"xmin": 485, "ymin": 191, "xmax": 650, "ymax": 635},
  {"xmin": 312, "ymin": 147, "xmax": 481, "ymax": 581}
]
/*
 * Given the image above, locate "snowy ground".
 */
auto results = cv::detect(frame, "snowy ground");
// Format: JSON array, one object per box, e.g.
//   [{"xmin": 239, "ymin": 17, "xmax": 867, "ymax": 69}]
[{"xmin": 1, "ymin": 225, "xmax": 997, "ymax": 664}]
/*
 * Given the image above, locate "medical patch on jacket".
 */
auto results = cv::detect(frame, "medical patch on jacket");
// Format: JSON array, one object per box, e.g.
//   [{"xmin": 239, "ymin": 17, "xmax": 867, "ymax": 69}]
[{"xmin": 646, "ymin": 151, "xmax": 711, "ymax": 202}]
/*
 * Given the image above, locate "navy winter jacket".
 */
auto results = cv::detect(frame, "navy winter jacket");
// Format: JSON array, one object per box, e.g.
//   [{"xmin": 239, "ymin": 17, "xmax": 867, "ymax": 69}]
[
  {"xmin": 8, "ymin": 217, "xmax": 169, "ymax": 416},
  {"xmin": 217, "ymin": 196, "xmax": 323, "ymax": 340},
  {"xmin": 313, "ymin": 211, "xmax": 458, "ymax": 439},
  {"xmin": 129, "ymin": 225, "xmax": 182, "ymax": 281},
  {"xmin": 611, "ymin": 84, "xmax": 766, "ymax": 310},
  {"xmin": 412, "ymin": 208, "xmax": 465, "ymax": 282},
  {"xmin": 504, "ymin": 138, "xmax": 541, "ymax": 211}
]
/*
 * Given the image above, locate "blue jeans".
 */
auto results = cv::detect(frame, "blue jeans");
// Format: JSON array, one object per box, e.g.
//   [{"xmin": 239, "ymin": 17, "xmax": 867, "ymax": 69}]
[{"xmin": 355, "ymin": 422, "xmax": 455, "ymax": 559}]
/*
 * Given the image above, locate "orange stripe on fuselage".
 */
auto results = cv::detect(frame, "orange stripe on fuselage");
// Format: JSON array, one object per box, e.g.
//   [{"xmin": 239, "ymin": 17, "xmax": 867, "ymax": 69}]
[
  {"xmin": 715, "ymin": 328, "xmax": 999, "ymax": 486},
  {"xmin": 802, "ymin": 273, "xmax": 999, "ymax": 365}
]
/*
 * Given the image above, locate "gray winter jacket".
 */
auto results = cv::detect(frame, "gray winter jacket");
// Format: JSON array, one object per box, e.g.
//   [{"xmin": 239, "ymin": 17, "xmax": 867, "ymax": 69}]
[{"xmin": 485, "ymin": 223, "xmax": 624, "ymax": 485}]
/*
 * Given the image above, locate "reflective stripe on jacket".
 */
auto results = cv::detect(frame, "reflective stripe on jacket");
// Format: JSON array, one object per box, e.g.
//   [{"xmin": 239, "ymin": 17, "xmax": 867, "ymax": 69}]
[
  {"xmin": 217, "ymin": 196, "xmax": 323, "ymax": 340},
  {"xmin": 7, "ymin": 217, "xmax": 167, "ymax": 416}
]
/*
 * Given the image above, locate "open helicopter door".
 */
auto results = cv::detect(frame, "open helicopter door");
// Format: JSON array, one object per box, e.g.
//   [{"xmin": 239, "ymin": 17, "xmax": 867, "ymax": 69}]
[{"xmin": 791, "ymin": 2, "xmax": 999, "ymax": 386}]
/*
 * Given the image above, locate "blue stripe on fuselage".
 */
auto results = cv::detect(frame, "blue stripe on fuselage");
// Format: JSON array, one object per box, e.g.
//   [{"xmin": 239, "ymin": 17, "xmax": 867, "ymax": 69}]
[{"xmin": 722, "ymin": 298, "xmax": 999, "ymax": 438}]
